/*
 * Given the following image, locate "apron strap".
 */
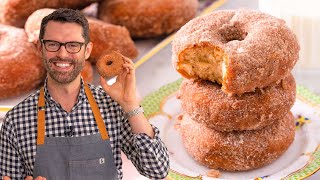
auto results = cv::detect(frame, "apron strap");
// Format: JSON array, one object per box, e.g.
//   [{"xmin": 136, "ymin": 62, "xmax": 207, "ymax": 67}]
[
  {"xmin": 84, "ymin": 84, "xmax": 109, "ymax": 140},
  {"xmin": 36, "ymin": 84, "xmax": 109, "ymax": 145},
  {"xmin": 37, "ymin": 87, "xmax": 46, "ymax": 145}
]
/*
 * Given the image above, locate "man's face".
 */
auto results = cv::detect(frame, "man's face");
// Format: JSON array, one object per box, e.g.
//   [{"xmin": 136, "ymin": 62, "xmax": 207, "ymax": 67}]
[{"xmin": 40, "ymin": 21, "xmax": 92, "ymax": 84}]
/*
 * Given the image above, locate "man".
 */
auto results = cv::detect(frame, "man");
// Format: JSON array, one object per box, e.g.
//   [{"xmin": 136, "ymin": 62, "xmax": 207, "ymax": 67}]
[{"xmin": 0, "ymin": 8, "xmax": 169, "ymax": 180}]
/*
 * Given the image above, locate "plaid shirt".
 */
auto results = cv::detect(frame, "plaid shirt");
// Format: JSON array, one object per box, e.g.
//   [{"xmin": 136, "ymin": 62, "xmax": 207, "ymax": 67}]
[{"xmin": 0, "ymin": 80, "xmax": 169, "ymax": 179}]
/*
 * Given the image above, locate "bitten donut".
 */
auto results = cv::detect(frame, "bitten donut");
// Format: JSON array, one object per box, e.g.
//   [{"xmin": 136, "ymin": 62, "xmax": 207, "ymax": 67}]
[
  {"xmin": 177, "ymin": 74, "xmax": 296, "ymax": 131},
  {"xmin": 0, "ymin": 24, "xmax": 46, "ymax": 99},
  {"xmin": 0, "ymin": 0, "xmax": 99, "ymax": 27},
  {"xmin": 24, "ymin": 8, "xmax": 138, "ymax": 63},
  {"xmin": 176, "ymin": 112, "xmax": 295, "ymax": 171},
  {"xmin": 98, "ymin": 0, "xmax": 199, "ymax": 38},
  {"xmin": 172, "ymin": 9, "xmax": 299, "ymax": 95},
  {"xmin": 96, "ymin": 51, "xmax": 124, "ymax": 78}
]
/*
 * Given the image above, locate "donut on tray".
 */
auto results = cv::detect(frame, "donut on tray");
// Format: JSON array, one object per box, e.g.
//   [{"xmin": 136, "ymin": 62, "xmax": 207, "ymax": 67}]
[
  {"xmin": 177, "ymin": 74, "xmax": 296, "ymax": 131},
  {"xmin": 88, "ymin": 17, "xmax": 137, "ymax": 63},
  {"xmin": 0, "ymin": 24, "xmax": 46, "ymax": 99},
  {"xmin": 176, "ymin": 112, "xmax": 295, "ymax": 171},
  {"xmin": 172, "ymin": 9, "xmax": 299, "ymax": 95},
  {"xmin": 0, "ymin": 0, "xmax": 99, "ymax": 27},
  {"xmin": 98, "ymin": 0, "xmax": 199, "ymax": 38}
]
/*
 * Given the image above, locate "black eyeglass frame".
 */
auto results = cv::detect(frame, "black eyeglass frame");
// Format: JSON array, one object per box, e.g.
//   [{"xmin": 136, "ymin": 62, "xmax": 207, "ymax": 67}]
[{"xmin": 41, "ymin": 39, "xmax": 86, "ymax": 54}]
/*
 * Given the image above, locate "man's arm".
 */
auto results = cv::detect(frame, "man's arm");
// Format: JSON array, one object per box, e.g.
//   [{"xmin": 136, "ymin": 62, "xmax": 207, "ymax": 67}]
[
  {"xmin": 119, "ymin": 114, "xmax": 170, "ymax": 179},
  {"xmin": 100, "ymin": 55, "xmax": 169, "ymax": 178}
]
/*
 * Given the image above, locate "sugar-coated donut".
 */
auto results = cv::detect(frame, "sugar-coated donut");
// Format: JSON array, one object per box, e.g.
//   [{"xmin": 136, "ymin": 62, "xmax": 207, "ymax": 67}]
[
  {"xmin": 81, "ymin": 3, "xmax": 98, "ymax": 18},
  {"xmin": 96, "ymin": 51, "xmax": 124, "ymax": 78},
  {"xmin": 24, "ymin": 8, "xmax": 138, "ymax": 63},
  {"xmin": 81, "ymin": 61, "xmax": 94, "ymax": 83},
  {"xmin": 24, "ymin": 8, "xmax": 54, "ymax": 43},
  {"xmin": 177, "ymin": 74, "xmax": 296, "ymax": 131},
  {"xmin": 88, "ymin": 17, "xmax": 137, "ymax": 63},
  {"xmin": 98, "ymin": 0, "xmax": 199, "ymax": 38},
  {"xmin": 0, "ymin": 24, "xmax": 46, "ymax": 99},
  {"xmin": 172, "ymin": 9, "xmax": 299, "ymax": 95},
  {"xmin": 176, "ymin": 112, "xmax": 295, "ymax": 171},
  {"xmin": 0, "ymin": 0, "xmax": 99, "ymax": 27}
]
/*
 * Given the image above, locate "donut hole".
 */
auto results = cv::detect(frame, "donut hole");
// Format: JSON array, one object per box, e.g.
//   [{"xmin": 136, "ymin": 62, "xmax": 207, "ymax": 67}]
[
  {"xmin": 106, "ymin": 60, "xmax": 113, "ymax": 66},
  {"xmin": 177, "ymin": 45, "xmax": 226, "ymax": 84},
  {"xmin": 219, "ymin": 24, "xmax": 247, "ymax": 42}
]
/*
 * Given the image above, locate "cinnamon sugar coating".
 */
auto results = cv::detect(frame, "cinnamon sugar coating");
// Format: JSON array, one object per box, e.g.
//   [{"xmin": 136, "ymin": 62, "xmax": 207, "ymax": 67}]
[
  {"xmin": 172, "ymin": 9, "xmax": 300, "ymax": 95},
  {"xmin": 24, "ymin": 8, "xmax": 138, "ymax": 63},
  {"xmin": 24, "ymin": 8, "xmax": 54, "ymax": 43},
  {"xmin": 96, "ymin": 51, "xmax": 124, "ymax": 78},
  {"xmin": 177, "ymin": 74, "xmax": 296, "ymax": 131},
  {"xmin": 0, "ymin": 24, "xmax": 46, "ymax": 99},
  {"xmin": 0, "ymin": 0, "xmax": 100, "ymax": 27},
  {"xmin": 98, "ymin": 0, "xmax": 198, "ymax": 38},
  {"xmin": 176, "ymin": 112, "xmax": 295, "ymax": 171}
]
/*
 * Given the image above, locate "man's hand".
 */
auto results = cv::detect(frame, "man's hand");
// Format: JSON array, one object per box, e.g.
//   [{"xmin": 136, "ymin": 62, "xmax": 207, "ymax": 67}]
[
  {"xmin": 3, "ymin": 176, "xmax": 46, "ymax": 180},
  {"xmin": 100, "ymin": 56, "xmax": 155, "ymax": 137},
  {"xmin": 100, "ymin": 56, "xmax": 139, "ymax": 112}
]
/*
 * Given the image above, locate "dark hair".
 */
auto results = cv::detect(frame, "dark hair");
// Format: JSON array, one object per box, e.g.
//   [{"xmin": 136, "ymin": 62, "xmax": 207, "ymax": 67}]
[{"xmin": 39, "ymin": 8, "xmax": 90, "ymax": 43}]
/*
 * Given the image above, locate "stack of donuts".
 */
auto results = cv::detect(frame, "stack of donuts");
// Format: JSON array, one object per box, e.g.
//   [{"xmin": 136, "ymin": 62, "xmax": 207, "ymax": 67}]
[
  {"xmin": 0, "ymin": 0, "xmax": 199, "ymax": 99},
  {"xmin": 172, "ymin": 9, "xmax": 300, "ymax": 172}
]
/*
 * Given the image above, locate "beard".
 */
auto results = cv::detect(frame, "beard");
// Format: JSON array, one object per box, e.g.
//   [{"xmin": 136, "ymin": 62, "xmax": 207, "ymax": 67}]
[{"xmin": 42, "ymin": 56, "xmax": 85, "ymax": 84}]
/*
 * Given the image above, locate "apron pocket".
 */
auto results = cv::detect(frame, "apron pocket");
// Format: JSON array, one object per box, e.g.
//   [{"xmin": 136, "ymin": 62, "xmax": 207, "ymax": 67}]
[{"xmin": 69, "ymin": 157, "xmax": 108, "ymax": 180}]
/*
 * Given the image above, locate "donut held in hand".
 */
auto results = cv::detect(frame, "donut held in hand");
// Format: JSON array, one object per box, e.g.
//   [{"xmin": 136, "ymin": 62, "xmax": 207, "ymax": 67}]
[{"xmin": 96, "ymin": 51, "xmax": 125, "ymax": 78}]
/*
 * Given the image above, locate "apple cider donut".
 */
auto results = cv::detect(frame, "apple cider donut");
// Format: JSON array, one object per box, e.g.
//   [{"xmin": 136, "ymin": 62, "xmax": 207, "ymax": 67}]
[
  {"xmin": 177, "ymin": 74, "xmax": 296, "ymax": 131},
  {"xmin": 24, "ymin": 8, "xmax": 55, "ymax": 43},
  {"xmin": 0, "ymin": 24, "xmax": 46, "ymax": 99},
  {"xmin": 176, "ymin": 112, "xmax": 295, "ymax": 171},
  {"xmin": 88, "ymin": 17, "xmax": 137, "ymax": 63},
  {"xmin": 98, "ymin": 0, "xmax": 199, "ymax": 38},
  {"xmin": 172, "ymin": 9, "xmax": 299, "ymax": 95},
  {"xmin": 96, "ymin": 51, "xmax": 124, "ymax": 78},
  {"xmin": 0, "ymin": 0, "xmax": 99, "ymax": 27}
]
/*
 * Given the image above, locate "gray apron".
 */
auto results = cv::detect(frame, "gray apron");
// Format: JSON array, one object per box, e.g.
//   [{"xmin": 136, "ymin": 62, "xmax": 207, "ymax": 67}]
[{"xmin": 33, "ymin": 84, "xmax": 118, "ymax": 180}]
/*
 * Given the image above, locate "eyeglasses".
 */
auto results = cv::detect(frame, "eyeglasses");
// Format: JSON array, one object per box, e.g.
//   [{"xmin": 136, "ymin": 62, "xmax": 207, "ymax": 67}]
[{"xmin": 41, "ymin": 39, "xmax": 85, "ymax": 54}]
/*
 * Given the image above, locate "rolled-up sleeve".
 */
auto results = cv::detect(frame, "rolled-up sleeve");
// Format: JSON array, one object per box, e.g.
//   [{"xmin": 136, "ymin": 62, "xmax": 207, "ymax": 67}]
[{"xmin": 120, "ymin": 120, "xmax": 170, "ymax": 179}]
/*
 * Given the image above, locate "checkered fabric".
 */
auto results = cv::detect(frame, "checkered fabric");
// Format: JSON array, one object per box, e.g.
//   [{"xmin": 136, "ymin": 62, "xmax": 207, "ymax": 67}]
[{"xmin": 0, "ymin": 80, "xmax": 169, "ymax": 179}]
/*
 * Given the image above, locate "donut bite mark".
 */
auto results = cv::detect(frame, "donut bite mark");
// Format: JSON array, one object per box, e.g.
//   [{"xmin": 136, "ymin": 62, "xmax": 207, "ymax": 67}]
[
  {"xmin": 96, "ymin": 51, "xmax": 125, "ymax": 78},
  {"xmin": 172, "ymin": 9, "xmax": 299, "ymax": 95}
]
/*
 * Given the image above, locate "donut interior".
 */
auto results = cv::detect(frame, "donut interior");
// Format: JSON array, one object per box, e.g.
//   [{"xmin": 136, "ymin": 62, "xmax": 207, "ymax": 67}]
[
  {"xmin": 176, "ymin": 24, "xmax": 248, "ymax": 85},
  {"xmin": 177, "ymin": 44, "xmax": 227, "ymax": 84}
]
